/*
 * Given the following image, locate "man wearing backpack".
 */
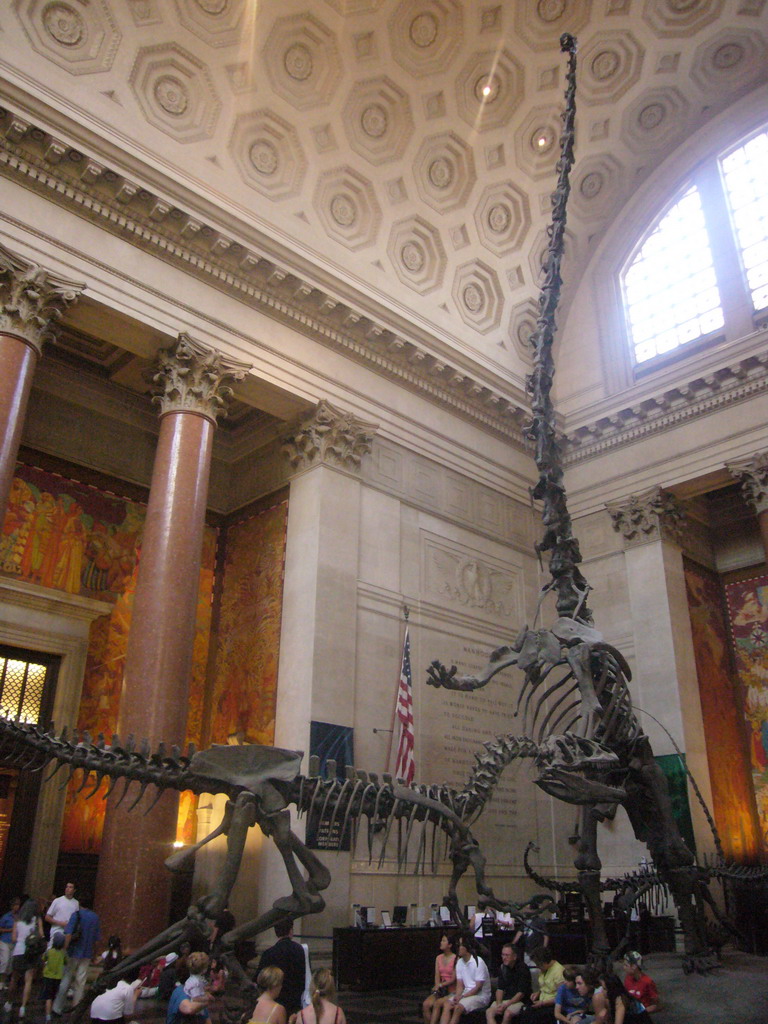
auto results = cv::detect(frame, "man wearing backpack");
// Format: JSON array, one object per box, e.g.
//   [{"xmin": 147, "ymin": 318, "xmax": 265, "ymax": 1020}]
[{"xmin": 52, "ymin": 897, "xmax": 100, "ymax": 1015}]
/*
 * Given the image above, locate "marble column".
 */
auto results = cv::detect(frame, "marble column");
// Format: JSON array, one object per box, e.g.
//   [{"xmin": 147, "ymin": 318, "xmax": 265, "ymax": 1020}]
[
  {"xmin": 0, "ymin": 245, "xmax": 83, "ymax": 520},
  {"xmin": 236, "ymin": 400, "xmax": 375, "ymax": 936},
  {"xmin": 94, "ymin": 334, "xmax": 248, "ymax": 950},
  {"xmin": 727, "ymin": 452, "xmax": 768, "ymax": 560}
]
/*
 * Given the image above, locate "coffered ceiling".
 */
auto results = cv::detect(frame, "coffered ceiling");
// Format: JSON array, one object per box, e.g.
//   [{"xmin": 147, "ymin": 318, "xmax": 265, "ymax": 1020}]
[{"xmin": 2, "ymin": 0, "xmax": 766, "ymax": 392}]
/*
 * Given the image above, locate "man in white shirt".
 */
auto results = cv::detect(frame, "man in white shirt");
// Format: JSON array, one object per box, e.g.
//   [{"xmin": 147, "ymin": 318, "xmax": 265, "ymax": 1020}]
[
  {"xmin": 443, "ymin": 934, "xmax": 491, "ymax": 1024},
  {"xmin": 89, "ymin": 972, "xmax": 143, "ymax": 1022},
  {"xmin": 45, "ymin": 883, "xmax": 79, "ymax": 948}
]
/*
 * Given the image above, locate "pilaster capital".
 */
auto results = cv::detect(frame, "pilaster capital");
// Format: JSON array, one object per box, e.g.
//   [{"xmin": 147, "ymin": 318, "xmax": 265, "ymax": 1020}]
[
  {"xmin": 606, "ymin": 485, "xmax": 686, "ymax": 549},
  {"xmin": 151, "ymin": 333, "xmax": 250, "ymax": 423},
  {"xmin": 0, "ymin": 244, "xmax": 84, "ymax": 355},
  {"xmin": 726, "ymin": 451, "xmax": 768, "ymax": 515},
  {"xmin": 282, "ymin": 399, "xmax": 377, "ymax": 474}
]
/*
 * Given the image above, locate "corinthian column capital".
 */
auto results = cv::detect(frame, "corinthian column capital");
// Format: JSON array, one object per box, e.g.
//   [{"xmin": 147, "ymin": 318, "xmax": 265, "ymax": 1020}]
[
  {"xmin": 726, "ymin": 451, "xmax": 768, "ymax": 515},
  {"xmin": 0, "ymin": 244, "xmax": 84, "ymax": 355},
  {"xmin": 282, "ymin": 399, "xmax": 377, "ymax": 473},
  {"xmin": 606, "ymin": 485, "xmax": 686, "ymax": 548},
  {"xmin": 152, "ymin": 333, "xmax": 250, "ymax": 423}
]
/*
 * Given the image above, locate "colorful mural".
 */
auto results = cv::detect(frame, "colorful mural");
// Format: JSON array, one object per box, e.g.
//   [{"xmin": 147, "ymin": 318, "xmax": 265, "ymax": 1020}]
[
  {"xmin": 725, "ymin": 573, "xmax": 768, "ymax": 853},
  {"xmin": 209, "ymin": 502, "xmax": 287, "ymax": 747},
  {"xmin": 58, "ymin": 523, "xmax": 216, "ymax": 853},
  {"xmin": 684, "ymin": 559, "xmax": 761, "ymax": 860},
  {"xmin": 1, "ymin": 465, "xmax": 287, "ymax": 855},
  {"xmin": 0, "ymin": 463, "xmax": 216, "ymax": 853},
  {"xmin": 1, "ymin": 465, "xmax": 144, "ymax": 599}
]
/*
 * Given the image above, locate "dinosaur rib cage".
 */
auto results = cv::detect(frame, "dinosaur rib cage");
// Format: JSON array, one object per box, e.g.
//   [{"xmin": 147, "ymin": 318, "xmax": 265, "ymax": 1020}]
[{"xmin": 517, "ymin": 644, "xmax": 642, "ymax": 752}]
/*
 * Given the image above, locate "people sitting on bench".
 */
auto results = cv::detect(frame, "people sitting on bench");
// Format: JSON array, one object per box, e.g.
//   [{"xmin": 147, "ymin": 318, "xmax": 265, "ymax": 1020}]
[{"xmin": 485, "ymin": 943, "xmax": 532, "ymax": 1024}]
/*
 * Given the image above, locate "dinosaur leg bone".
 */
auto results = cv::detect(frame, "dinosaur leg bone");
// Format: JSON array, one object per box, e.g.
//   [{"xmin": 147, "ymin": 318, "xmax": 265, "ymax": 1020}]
[
  {"xmin": 164, "ymin": 797, "xmax": 237, "ymax": 872},
  {"xmin": 574, "ymin": 806, "xmax": 610, "ymax": 958}
]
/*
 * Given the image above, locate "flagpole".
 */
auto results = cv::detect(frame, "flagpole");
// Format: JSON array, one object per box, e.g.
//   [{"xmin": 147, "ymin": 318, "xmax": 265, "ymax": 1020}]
[{"xmin": 387, "ymin": 604, "xmax": 410, "ymax": 776}]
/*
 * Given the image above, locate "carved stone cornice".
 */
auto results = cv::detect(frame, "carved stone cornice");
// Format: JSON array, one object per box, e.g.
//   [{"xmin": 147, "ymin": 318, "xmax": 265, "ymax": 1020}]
[
  {"xmin": 0, "ymin": 243, "xmax": 83, "ymax": 355},
  {"xmin": 151, "ymin": 333, "xmax": 250, "ymax": 423},
  {"xmin": 564, "ymin": 349, "xmax": 768, "ymax": 465},
  {"xmin": 726, "ymin": 451, "xmax": 768, "ymax": 515},
  {"xmin": 0, "ymin": 106, "xmax": 529, "ymax": 447},
  {"xmin": 282, "ymin": 399, "xmax": 377, "ymax": 474},
  {"xmin": 606, "ymin": 486, "xmax": 686, "ymax": 549}
]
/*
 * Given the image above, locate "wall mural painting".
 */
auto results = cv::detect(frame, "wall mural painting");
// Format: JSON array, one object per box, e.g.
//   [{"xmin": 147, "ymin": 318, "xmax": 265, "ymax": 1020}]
[
  {"xmin": 59, "ymin": 525, "xmax": 216, "ymax": 852},
  {"xmin": 0, "ymin": 464, "xmax": 144, "ymax": 599},
  {"xmin": 0, "ymin": 464, "xmax": 217, "ymax": 854},
  {"xmin": 725, "ymin": 573, "xmax": 768, "ymax": 853},
  {"xmin": 684, "ymin": 559, "xmax": 761, "ymax": 860},
  {"xmin": 209, "ymin": 502, "xmax": 288, "ymax": 747}
]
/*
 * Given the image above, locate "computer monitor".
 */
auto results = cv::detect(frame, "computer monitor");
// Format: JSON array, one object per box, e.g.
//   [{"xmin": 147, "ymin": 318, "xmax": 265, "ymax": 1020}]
[{"xmin": 393, "ymin": 905, "xmax": 408, "ymax": 926}]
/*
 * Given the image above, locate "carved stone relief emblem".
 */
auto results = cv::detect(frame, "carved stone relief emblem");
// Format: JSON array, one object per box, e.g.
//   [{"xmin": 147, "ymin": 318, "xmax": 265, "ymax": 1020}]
[
  {"xmin": 313, "ymin": 166, "xmax": 382, "ymax": 250},
  {"xmin": 578, "ymin": 31, "xmax": 644, "ymax": 105},
  {"xmin": 129, "ymin": 44, "xmax": 220, "ymax": 142},
  {"xmin": 389, "ymin": 0, "xmax": 463, "ymax": 77},
  {"xmin": 342, "ymin": 76, "xmax": 414, "ymax": 166},
  {"xmin": 691, "ymin": 28, "xmax": 767, "ymax": 93},
  {"xmin": 127, "ymin": 1, "xmax": 163, "ymax": 27},
  {"xmin": 425, "ymin": 539, "xmax": 518, "ymax": 619},
  {"xmin": 414, "ymin": 132, "xmax": 476, "ymax": 214},
  {"xmin": 387, "ymin": 216, "xmax": 446, "ymax": 294},
  {"xmin": 514, "ymin": 105, "xmax": 562, "ymax": 180},
  {"xmin": 606, "ymin": 486, "xmax": 686, "ymax": 548},
  {"xmin": 622, "ymin": 86, "xmax": 689, "ymax": 153},
  {"xmin": 474, "ymin": 182, "xmax": 531, "ymax": 257},
  {"xmin": 263, "ymin": 13, "xmax": 342, "ymax": 110},
  {"xmin": 282, "ymin": 399, "xmax": 377, "ymax": 473},
  {"xmin": 15, "ymin": 0, "xmax": 120, "ymax": 75},
  {"xmin": 514, "ymin": 0, "xmax": 591, "ymax": 51},
  {"xmin": 174, "ymin": 0, "xmax": 245, "ymax": 47},
  {"xmin": 229, "ymin": 110, "xmax": 307, "ymax": 199},
  {"xmin": 642, "ymin": 0, "xmax": 724, "ymax": 38},
  {"xmin": 452, "ymin": 260, "xmax": 504, "ymax": 334},
  {"xmin": 571, "ymin": 154, "xmax": 623, "ymax": 222},
  {"xmin": 455, "ymin": 49, "xmax": 524, "ymax": 132}
]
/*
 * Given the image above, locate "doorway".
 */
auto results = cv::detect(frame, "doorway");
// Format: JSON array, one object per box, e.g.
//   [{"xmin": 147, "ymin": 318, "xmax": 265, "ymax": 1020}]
[{"xmin": 0, "ymin": 645, "xmax": 59, "ymax": 904}]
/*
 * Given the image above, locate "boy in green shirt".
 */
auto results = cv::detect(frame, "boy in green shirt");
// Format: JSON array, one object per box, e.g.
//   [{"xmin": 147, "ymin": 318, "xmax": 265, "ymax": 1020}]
[{"xmin": 42, "ymin": 933, "xmax": 67, "ymax": 1023}]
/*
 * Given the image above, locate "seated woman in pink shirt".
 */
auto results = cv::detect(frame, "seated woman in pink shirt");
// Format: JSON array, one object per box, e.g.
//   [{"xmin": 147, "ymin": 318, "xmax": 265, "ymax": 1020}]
[{"xmin": 423, "ymin": 933, "xmax": 458, "ymax": 1024}]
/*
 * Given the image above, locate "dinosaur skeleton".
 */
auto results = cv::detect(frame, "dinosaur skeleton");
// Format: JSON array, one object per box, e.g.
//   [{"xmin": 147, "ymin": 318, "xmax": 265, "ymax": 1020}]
[
  {"xmin": 425, "ymin": 33, "xmax": 768, "ymax": 974},
  {"xmin": 0, "ymin": 714, "xmax": 616, "ymax": 993}
]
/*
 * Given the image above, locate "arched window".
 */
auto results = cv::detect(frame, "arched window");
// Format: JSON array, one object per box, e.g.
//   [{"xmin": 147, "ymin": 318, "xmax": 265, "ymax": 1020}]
[
  {"xmin": 721, "ymin": 130, "xmax": 768, "ymax": 313},
  {"xmin": 621, "ymin": 125, "xmax": 768, "ymax": 370}
]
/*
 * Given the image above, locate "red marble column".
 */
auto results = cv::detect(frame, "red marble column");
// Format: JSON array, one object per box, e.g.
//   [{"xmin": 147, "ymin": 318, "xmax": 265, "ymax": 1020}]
[
  {"xmin": 0, "ymin": 246, "xmax": 82, "ymax": 521},
  {"xmin": 94, "ymin": 334, "xmax": 248, "ymax": 951}
]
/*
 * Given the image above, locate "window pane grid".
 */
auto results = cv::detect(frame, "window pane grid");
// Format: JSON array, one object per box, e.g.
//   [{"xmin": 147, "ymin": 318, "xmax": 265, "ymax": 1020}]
[
  {"xmin": 0, "ymin": 657, "xmax": 46, "ymax": 724},
  {"xmin": 721, "ymin": 130, "xmax": 768, "ymax": 312},
  {"xmin": 622, "ymin": 186, "xmax": 724, "ymax": 364}
]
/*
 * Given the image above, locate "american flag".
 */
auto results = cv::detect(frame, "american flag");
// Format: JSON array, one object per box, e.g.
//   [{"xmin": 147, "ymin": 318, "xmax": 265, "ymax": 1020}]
[{"xmin": 392, "ymin": 622, "xmax": 415, "ymax": 784}]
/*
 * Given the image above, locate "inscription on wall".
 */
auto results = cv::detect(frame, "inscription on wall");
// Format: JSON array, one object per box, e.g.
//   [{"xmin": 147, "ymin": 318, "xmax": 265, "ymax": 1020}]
[{"xmin": 421, "ymin": 637, "xmax": 533, "ymax": 868}]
